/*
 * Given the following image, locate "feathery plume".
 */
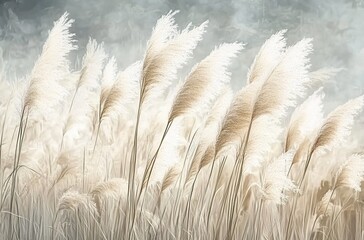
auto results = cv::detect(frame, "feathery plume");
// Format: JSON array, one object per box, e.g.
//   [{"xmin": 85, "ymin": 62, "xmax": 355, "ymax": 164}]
[
  {"xmin": 100, "ymin": 61, "xmax": 141, "ymax": 121},
  {"xmin": 259, "ymin": 150, "xmax": 297, "ymax": 204},
  {"xmin": 291, "ymin": 137, "xmax": 312, "ymax": 166},
  {"xmin": 204, "ymin": 86, "xmax": 234, "ymax": 128},
  {"xmin": 198, "ymin": 143, "xmax": 216, "ymax": 170},
  {"xmin": 168, "ymin": 43, "xmax": 243, "ymax": 122},
  {"xmin": 285, "ymin": 88, "xmax": 324, "ymax": 150},
  {"xmin": 311, "ymin": 95, "xmax": 364, "ymax": 154},
  {"xmin": 335, "ymin": 154, "xmax": 364, "ymax": 192},
  {"xmin": 243, "ymin": 39, "xmax": 312, "ymax": 171},
  {"xmin": 91, "ymin": 178, "xmax": 128, "ymax": 214},
  {"xmin": 215, "ymin": 80, "xmax": 261, "ymax": 158},
  {"xmin": 316, "ymin": 190, "xmax": 335, "ymax": 217},
  {"xmin": 140, "ymin": 12, "xmax": 208, "ymax": 104},
  {"xmin": 23, "ymin": 12, "xmax": 76, "ymax": 112},
  {"xmin": 161, "ymin": 166, "xmax": 180, "ymax": 192},
  {"xmin": 309, "ymin": 67, "xmax": 343, "ymax": 87},
  {"xmin": 252, "ymin": 38, "xmax": 312, "ymax": 120},
  {"xmin": 58, "ymin": 190, "xmax": 97, "ymax": 214},
  {"xmin": 247, "ymin": 30, "xmax": 286, "ymax": 84},
  {"xmin": 100, "ymin": 57, "xmax": 118, "ymax": 108},
  {"xmin": 76, "ymin": 38, "xmax": 106, "ymax": 89}
]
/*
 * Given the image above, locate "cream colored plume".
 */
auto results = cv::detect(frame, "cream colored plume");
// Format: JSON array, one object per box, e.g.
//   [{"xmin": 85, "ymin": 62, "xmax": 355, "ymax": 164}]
[
  {"xmin": 23, "ymin": 12, "xmax": 76, "ymax": 113},
  {"xmin": 100, "ymin": 61, "xmax": 141, "ymax": 121},
  {"xmin": 169, "ymin": 43, "xmax": 243, "ymax": 122},
  {"xmin": 259, "ymin": 150, "xmax": 297, "ymax": 204},
  {"xmin": 215, "ymin": 80, "xmax": 260, "ymax": 158},
  {"xmin": 76, "ymin": 38, "xmax": 106, "ymax": 89},
  {"xmin": 311, "ymin": 95, "xmax": 364, "ymax": 155},
  {"xmin": 252, "ymin": 38, "xmax": 312, "ymax": 120},
  {"xmin": 58, "ymin": 190, "xmax": 97, "ymax": 214},
  {"xmin": 335, "ymin": 154, "xmax": 364, "ymax": 192},
  {"xmin": 100, "ymin": 57, "xmax": 118, "ymax": 108},
  {"xmin": 309, "ymin": 67, "xmax": 343, "ymax": 87},
  {"xmin": 140, "ymin": 11, "xmax": 208, "ymax": 104},
  {"xmin": 243, "ymin": 39, "xmax": 312, "ymax": 171},
  {"xmin": 161, "ymin": 166, "xmax": 180, "ymax": 192},
  {"xmin": 247, "ymin": 30, "xmax": 286, "ymax": 84},
  {"xmin": 286, "ymin": 88, "xmax": 325, "ymax": 150},
  {"xmin": 90, "ymin": 178, "xmax": 128, "ymax": 214},
  {"xmin": 316, "ymin": 190, "xmax": 335, "ymax": 217}
]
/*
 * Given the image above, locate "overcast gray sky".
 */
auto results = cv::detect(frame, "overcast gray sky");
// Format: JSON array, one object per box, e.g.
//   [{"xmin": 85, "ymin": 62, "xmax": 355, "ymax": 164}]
[{"xmin": 1, "ymin": 0, "xmax": 364, "ymax": 110}]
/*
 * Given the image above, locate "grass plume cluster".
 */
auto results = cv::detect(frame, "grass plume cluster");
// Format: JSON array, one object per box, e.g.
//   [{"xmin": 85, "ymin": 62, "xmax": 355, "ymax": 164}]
[{"xmin": 0, "ymin": 12, "xmax": 364, "ymax": 240}]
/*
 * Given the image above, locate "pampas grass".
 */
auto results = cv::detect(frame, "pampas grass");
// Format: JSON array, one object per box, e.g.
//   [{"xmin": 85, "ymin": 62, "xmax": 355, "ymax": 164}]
[{"xmin": 1, "ymin": 11, "xmax": 364, "ymax": 240}]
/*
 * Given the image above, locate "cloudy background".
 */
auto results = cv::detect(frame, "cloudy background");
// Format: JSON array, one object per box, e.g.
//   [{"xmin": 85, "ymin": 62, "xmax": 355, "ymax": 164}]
[{"xmin": 1, "ymin": 0, "xmax": 364, "ymax": 111}]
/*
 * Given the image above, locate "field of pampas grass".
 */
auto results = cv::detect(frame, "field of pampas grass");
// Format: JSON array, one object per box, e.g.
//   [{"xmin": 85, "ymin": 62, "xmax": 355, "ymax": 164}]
[{"xmin": 1, "ymin": 11, "xmax": 364, "ymax": 240}]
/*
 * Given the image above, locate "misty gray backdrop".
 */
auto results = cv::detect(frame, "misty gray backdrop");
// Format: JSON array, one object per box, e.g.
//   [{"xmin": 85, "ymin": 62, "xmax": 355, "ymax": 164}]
[{"xmin": 1, "ymin": 0, "xmax": 364, "ymax": 111}]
